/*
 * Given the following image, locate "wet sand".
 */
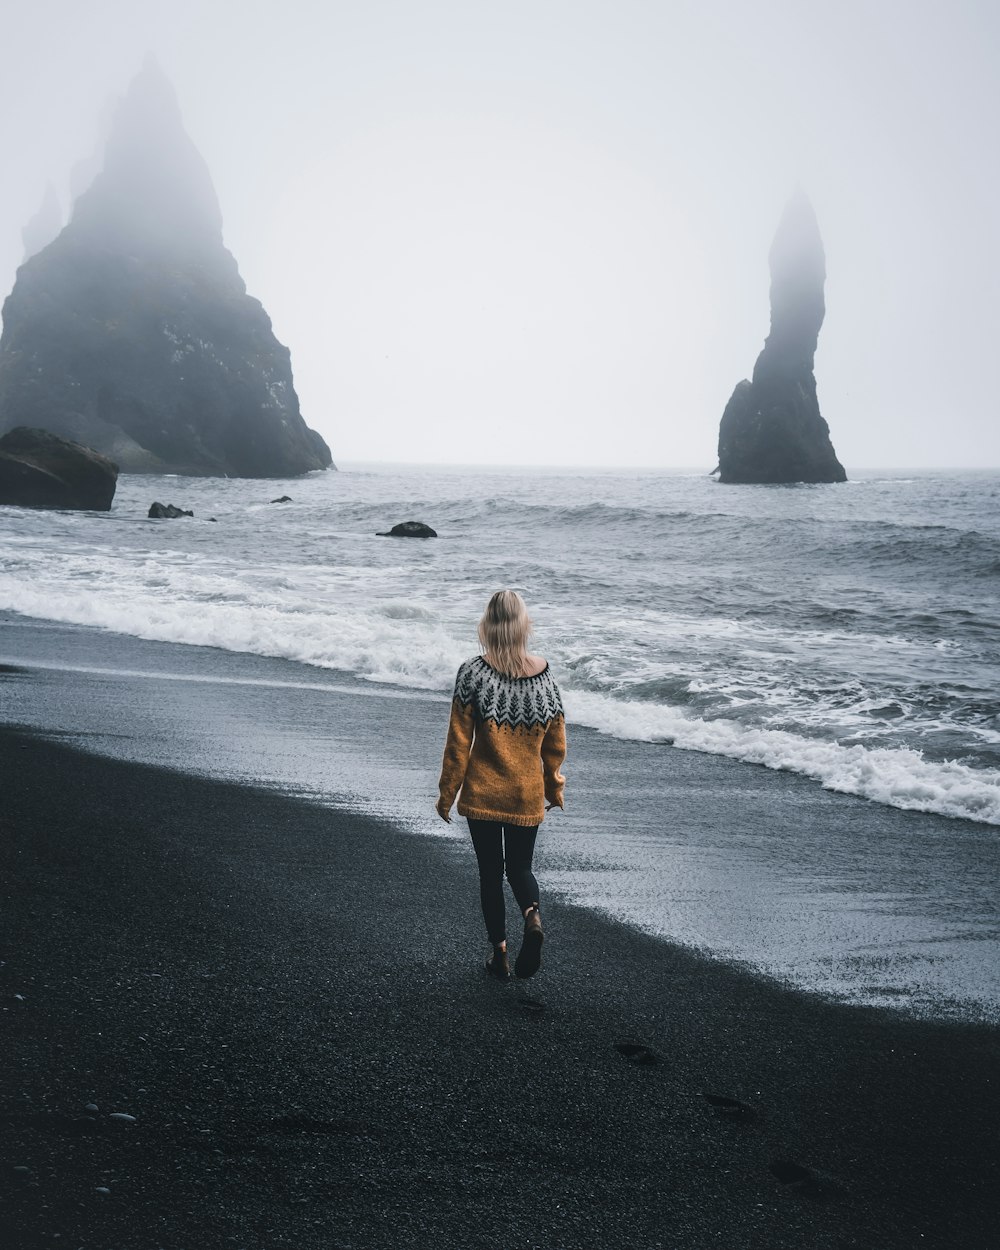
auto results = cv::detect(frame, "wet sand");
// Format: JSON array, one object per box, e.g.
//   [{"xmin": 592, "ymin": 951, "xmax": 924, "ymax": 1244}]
[
  {"xmin": 3, "ymin": 615, "xmax": 998, "ymax": 1021},
  {"xmin": 2, "ymin": 719, "xmax": 998, "ymax": 1249}
]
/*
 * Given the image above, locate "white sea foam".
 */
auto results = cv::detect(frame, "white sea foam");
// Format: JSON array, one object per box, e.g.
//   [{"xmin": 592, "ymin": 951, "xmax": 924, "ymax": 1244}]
[
  {"xmin": 0, "ymin": 574, "xmax": 466, "ymax": 691},
  {"xmin": 3, "ymin": 463, "xmax": 1000, "ymax": 832},
  {"xmin": 565, "ymin": 689, "xmax": 1000, "ymax": 826},
  {"xmin": 3, "ymin": 571, "xmax": 1000, "ymax": 827}
]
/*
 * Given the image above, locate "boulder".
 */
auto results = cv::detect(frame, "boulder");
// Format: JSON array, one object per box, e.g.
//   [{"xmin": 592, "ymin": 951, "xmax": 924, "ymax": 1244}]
[
  {"xmin": 717, "ymin": 192, "xmax": 846, "ymax": 484},
  {"xmin": 148, "ymin": 501, "xmax": 193, "ymax": 518},
  {"xmin": 0, "ymin": 58, "xmax": 334, "ymax": 479},
  {"xmin": 376, "ymin": 520, "xmax": 438, "ymax": 538},
  {"xmin": 0, "ymin": 426, "xmax": 118, "ymax": 510}
]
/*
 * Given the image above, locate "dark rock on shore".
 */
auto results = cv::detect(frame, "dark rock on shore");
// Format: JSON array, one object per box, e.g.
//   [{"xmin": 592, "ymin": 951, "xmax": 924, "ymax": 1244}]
[
  {"xmin": 717, "ymin": 192, "xmax": 846, "ymax": 484},
  {"xmin": 148, "ymin": 501, "xmax": 193, "ymax": 519},
  {"xmin": 376, "ymin": 520, "xmax": 437, "ymax": 538},
  {"xmin": 0, "ymin": 426, "xmax": 118, "ymax": 510},
  {"xmin": 0, "ymin": 59, "xmax": 334, "ymax": 479}
]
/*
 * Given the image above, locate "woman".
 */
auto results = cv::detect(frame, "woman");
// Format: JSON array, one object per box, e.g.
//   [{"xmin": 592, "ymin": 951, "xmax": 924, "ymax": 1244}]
[{"xmin": 437, "ymin": 590, "xmax": 566, "ymax": 981}]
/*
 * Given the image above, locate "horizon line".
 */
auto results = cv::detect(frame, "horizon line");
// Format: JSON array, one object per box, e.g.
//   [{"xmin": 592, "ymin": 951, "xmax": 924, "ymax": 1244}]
[{"xmin": 333, "ymin": 459, "xmax": 1000, "ymax": 473}]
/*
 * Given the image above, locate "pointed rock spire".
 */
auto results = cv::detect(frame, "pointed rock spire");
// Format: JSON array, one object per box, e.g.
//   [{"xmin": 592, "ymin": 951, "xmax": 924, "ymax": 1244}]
[
  {"xmin": 0, "ymin": 61, "xmax": 333, "ymax": 478},
  {"xmin": 70, "ymin": 55, "xmax": 224, "ymax": 251},
  {"xmin": 716, "ymin": 192, "xmax": 845, "ymax": 484}
]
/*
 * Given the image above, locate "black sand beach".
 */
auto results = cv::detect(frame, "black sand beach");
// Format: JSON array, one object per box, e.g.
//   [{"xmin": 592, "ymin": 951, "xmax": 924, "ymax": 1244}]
[{"xmin": 3, "ymin": 713, "xmax": 999, "ymax": 1248}]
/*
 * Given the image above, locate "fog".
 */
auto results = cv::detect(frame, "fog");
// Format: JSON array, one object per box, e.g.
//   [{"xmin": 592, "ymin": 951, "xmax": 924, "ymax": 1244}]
[{"xmin": 2, "ymin": 0, "xmax": 998, "ymax": 468}]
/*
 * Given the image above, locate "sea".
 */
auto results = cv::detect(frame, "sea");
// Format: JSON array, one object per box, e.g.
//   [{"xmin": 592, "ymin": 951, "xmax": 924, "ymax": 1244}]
[
  {"xmin": 2, "ymin": 464, "xmax": 999, "ymax": 1020},
  {"xmin": 2, "ymin": 463, "xmax": 999, "ymax": 824}
]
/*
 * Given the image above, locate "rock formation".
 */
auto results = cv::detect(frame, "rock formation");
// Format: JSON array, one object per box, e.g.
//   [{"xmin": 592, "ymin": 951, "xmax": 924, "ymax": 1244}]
[
  {"xmin": 376, "ymin": 521, "xmax": 438, "ymax": 538},
  {"xmin": 0, "ymin": 58, "xmax": 333, "ymax": 478},
  {"xmin": 0, "ymin": 427, "xmax": 118, "ymax": 510},
  {"xmin": 21, "ymin": 184, "xmax": 62, "ymax": 261},
  {"xmin": 148, "ymin": 501, "xmax": 193, "ymax": 518},
  {"xmin": 716, "ymin": 192, "xmax": 846, "ymax": 484}
]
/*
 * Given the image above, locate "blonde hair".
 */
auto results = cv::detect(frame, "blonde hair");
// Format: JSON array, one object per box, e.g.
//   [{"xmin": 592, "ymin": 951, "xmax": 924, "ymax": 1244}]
[{"xmin": 478, "ymin": 590, "xmax": 533, "ymax": 677}]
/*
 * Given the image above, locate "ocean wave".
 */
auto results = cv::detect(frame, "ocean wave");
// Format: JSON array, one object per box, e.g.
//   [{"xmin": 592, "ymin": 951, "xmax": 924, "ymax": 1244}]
[
  {"xmin": 0, "ymin": 576, "xmax": 468, "ymax": 691},
  {"xmin": 4, "ymin": 464, "xmax": 1000, "ymax": 830},
  {"xmin": 565, "ymin": 690, "xmax": 1000, "ymax": 826},
  {"xmin": 4, "ymin": 573, "xmax": 1000, "ymax": 827},
  {"xmin": 474, "ymin": 499, "xmax": 707, "ymax": 527},
  {"xmin": 348, "ymin": 495, "xmax": 747, "ymax": 535}
]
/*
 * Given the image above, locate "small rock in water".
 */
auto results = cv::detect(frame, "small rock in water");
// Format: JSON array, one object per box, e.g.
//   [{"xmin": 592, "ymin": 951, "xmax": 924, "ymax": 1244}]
[
  {"xmin": 84, "ymin": 1103, "xmax": 99, "ymax": 1114},
  {"xmin": 95, "ymin": 1186, "xmax": 111, "ymax": 1195},
  {"xmin": 270, "ymin": 495, "xmax": 292, "ymax": 503},
  {"xmin": 376, "ymin": 520, "xmax": 437, "ymax": 538},
  {"xmin": 148, "ymin": 501, "xmax": 193, "ymax": 519},
  {"xmin": 108, "ymin": 1112, "xmax": 137, "ymax": 1122}
]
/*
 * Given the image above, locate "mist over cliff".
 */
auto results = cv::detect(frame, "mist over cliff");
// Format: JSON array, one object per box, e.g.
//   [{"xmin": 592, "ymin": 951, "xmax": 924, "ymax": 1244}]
[{"xmin": 0, "ymin": 58, "xmax": 333, "ymax": 478}]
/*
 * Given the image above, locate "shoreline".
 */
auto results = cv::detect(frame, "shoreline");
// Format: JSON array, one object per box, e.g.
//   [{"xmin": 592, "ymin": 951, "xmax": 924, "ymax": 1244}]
[
  {"xmin": 3, "ymin": 725, "xmax": 999, "ymax": 1249},
  {"xmin": 2, "ymin": 612, "xmax": 999, "ymax": 1023}
]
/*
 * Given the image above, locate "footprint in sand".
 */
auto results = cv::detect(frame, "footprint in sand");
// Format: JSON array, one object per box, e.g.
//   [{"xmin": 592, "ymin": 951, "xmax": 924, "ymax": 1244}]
[
  {"xmin": 769, "ymin": 1158, "xmax": 846, "ymax": 1198},
  {"xmin": 517, "ymin": 997, "xmax": 546, "ymax": 1016},
  {"xmin": 702, "ymin": 1092, "xmax": 757, "ymax": 1121},
  {"xmin": 614, "ymin": 1041, "xmax": 661, "ymax": 1066}
]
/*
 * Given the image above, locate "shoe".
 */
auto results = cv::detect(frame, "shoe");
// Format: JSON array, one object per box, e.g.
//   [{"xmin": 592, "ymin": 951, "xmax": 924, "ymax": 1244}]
[
  {"xmin": 485, "ymin": 947, "xmax": 510, "ymax": 981},
  {"xmin": 514, "ymin": 906, "xmax": 543, "ymax": 979}
]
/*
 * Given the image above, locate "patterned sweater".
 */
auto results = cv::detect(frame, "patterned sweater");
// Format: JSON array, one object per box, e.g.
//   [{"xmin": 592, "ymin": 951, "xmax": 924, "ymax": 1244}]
[{"xmin": 438, "ymin": 656, "xmax": 567, "ymax": 826}]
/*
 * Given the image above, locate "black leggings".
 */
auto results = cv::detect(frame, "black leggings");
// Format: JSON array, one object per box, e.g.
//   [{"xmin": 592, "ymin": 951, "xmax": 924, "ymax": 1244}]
[{"xmin": 467, "ymin": 819, "xmax": 540, "ymax": 946}]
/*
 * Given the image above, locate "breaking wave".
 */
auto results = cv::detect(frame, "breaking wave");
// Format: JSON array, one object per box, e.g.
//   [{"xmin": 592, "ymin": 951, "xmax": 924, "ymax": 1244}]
[
  {"xmin": 566, "ymin": 690, "xmax": 1000, "ymax": 826},
  {"xmin": 2, "ymin": 464, "xmax": 998, "ymax": 829},
  {"xmin": 2, "ymin": 564, "xmax": 998, "ymax": 827}
]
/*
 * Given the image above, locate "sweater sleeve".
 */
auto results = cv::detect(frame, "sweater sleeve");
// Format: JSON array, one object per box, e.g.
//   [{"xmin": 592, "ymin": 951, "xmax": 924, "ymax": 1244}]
[
  {"xmin": 541, "ymin": 715, "xmax": 567, "ymax": 809},
  {"xmin": 438, "ymin": 672, "xmax": 476, "ymax": 815}
]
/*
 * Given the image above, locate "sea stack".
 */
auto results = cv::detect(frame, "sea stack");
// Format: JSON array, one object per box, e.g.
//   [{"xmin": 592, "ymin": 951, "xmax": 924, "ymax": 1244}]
[
  {"xmin": 21, "ymin": 184, "xmax": 62, "ymax": 261},
  {"xmin": 716, "ymin": 193, "xmax": 846, "ymax": 484},
  {"xmin": 0, "ymin": 58, "xmax": 333, "ymax": 478}
]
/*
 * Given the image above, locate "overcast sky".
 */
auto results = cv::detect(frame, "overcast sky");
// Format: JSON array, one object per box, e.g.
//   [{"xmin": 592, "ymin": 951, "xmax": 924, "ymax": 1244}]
[{"xmin": 1, "ymin": 0, "xmax": 998, "ymax": 468}]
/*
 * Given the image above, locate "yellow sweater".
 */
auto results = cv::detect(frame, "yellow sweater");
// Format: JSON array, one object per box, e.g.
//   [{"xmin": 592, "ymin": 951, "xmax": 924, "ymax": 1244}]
[{"xmin": 438, "ymin": 656, "xmax": 567, "ymax": 826}]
